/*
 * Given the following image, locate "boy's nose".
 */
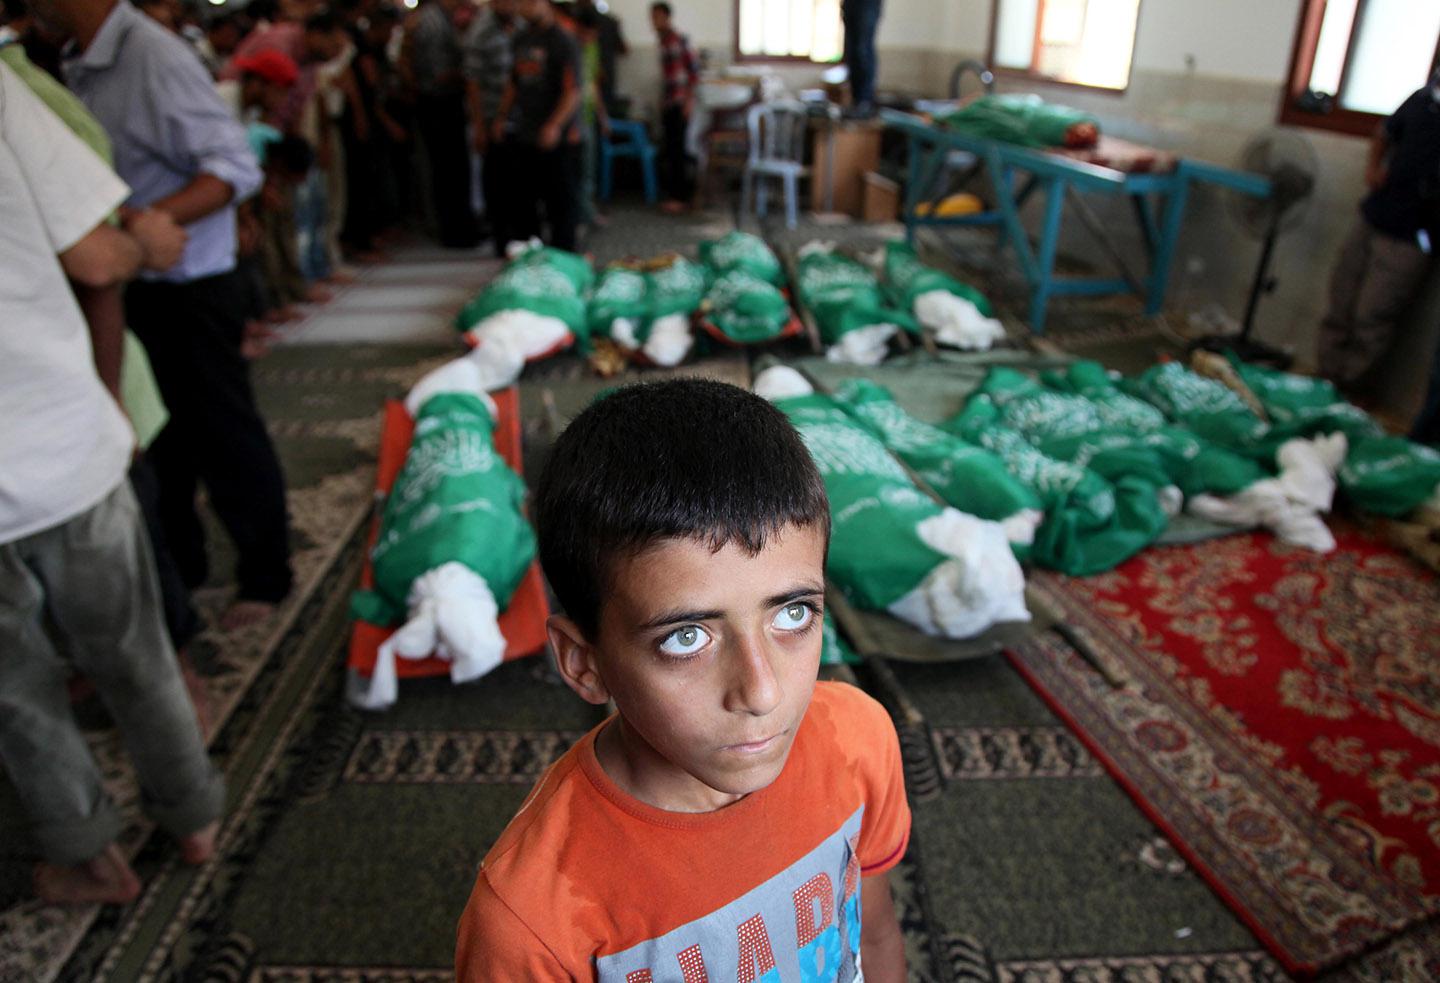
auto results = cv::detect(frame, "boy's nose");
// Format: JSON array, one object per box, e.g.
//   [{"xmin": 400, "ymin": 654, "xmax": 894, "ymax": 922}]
[{"xmin": 722, "ymin": 633, "xmax": 782, "ymax": 717}]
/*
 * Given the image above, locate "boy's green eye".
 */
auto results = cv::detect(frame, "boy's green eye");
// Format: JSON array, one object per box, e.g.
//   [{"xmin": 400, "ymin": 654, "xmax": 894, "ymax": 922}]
[
  {"xmin": 659, "ymin": 625, "xmax": 710, "ymax": 657},
  {"xmin": 773, "ymin": 603, "xmax": 814, "ymax": 631}
]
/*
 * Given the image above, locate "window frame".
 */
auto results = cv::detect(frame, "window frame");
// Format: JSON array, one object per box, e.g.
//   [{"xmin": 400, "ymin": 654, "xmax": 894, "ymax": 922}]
[
  {"xmin": 984, "ymin": 0, "xmax": 1141, "ymax": 96},
  {"xmin": 1279, "ymin": 0, "xmax": 1440, "ymax": 138},
  {"xmin": 731, "ymin": 0, "xmax": 845, "ymax": 66}
]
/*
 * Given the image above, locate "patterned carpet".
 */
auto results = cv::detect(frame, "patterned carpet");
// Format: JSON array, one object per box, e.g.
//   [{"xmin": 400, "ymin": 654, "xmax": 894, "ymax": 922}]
[
  {"xmin": 2, "ymin": 206, "xmax": 1434, "ymax": 982},
  {"xmin": 1013, "ymin": 528, "xmax": 1440, "ymax": 976}
]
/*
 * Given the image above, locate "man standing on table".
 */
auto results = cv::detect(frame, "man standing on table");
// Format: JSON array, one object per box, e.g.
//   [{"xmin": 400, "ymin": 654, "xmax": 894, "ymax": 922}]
[
  {"xmin": 41, "ymin": 0, "xmax": 294, "ymax": 630},
  {"xmin": 842, "ymin": 0, "xmax": 883, "ymax": 117}
]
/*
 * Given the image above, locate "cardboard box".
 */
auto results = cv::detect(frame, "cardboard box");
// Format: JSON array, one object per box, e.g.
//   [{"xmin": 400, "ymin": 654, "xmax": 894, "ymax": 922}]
[{"xmin": 862, "ymin": 171, "xmax": 900, "ymax": 223}]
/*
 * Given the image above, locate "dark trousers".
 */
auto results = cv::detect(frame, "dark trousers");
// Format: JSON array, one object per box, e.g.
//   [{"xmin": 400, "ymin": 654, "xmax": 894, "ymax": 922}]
[
  {"xmin": 415, "ymin": 91, "xmax": 479, "ymax": 248},
  {"xmin": 1318, "ymin": 216, "xmax": 1431, "ymax": 395},
  {"xmin": 511, "ymin": 141, "xmax": 580, "ymax": 252},
  {"xmin": 483, "ymin": 141, "xmax": 518, "ymax": 256},
  {"xmin": 842, "ymin": 0, "xmax": 883, "ymax": 106},
  {"xmin": 341, "ymin": 131, "xmax": 381, "ymax": 251},
  {"xmin": 125, "ymin": 270, "xmax": 293, "ymax": 603},
  {"xmin": 661, "ymin": 105, "xmax": 692, "ymax": 203}
]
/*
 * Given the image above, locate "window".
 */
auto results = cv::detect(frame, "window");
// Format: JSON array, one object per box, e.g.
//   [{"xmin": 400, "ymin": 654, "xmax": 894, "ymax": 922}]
[
  {"xmin": 989, "ymin": 0, "xmax": 1142, "ymax": 92},
  {"xmin": 1282, "ymin": 0, "xmax": 1440, "ymax": 137},
  {"xmin": 735, "ymin": 0, "xmax": 843, "ymax": 63}
]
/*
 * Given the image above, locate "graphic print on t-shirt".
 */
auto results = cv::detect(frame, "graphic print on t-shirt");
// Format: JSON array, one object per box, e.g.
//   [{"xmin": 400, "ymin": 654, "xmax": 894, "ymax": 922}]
[{"xmin": 595, "ymin": 807, "xmax": 866, "ymax": 983}]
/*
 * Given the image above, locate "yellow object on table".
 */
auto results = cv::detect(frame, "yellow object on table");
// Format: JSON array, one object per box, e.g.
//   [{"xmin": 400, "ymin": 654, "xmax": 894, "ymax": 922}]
[{"xmin": 913, "ymin": 192, "xmax": 984, "ymax": 218}]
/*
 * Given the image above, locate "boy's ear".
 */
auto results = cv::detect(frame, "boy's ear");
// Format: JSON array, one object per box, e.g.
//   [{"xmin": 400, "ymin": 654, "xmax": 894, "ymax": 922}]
[{"xmin": 547, "ymin": 615, "xmax": 611, "ymax": 706}]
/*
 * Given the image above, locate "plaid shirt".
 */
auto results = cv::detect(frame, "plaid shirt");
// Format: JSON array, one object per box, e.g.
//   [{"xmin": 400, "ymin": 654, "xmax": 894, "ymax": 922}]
[{"xmin": 658, "ymin": 29, "xmax": 697, "ymax": 108}]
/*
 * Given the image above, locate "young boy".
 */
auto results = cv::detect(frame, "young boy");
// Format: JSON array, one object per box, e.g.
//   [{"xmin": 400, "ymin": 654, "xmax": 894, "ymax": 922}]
[
  {"xmin": 492, "ymin": 0, "xmax": 582, "ymax": 252},
  {"xmin": 456, "ymin": 379, "xmax": 910, "ymax": 981}
]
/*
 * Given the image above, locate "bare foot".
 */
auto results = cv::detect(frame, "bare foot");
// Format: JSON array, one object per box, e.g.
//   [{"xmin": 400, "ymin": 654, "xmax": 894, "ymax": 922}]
[
  {"xmin": 660, "ymin": 200, "xmax": 687, "ymax": 215},
  {"xmin": 303, "ymin": 284, "xmax": 334, "ymax": 304},
  {"xmin": 178, "ymin": 821, "xmax": 219, "ymax": 866},
  {"xmin": 219, "ymin": 599, "xmax": 276, "ymax": 632},
  {"xmin": 240, "ymin": 336, "xmax": 272, "ymax": 360},
  {"xmin": 265, "ymin": 305, "xmax": 302, "ymax": 324},
  {"xmin": 324, "ymin": 268, "xmax": 357, "ymax": 285},
  {"xmin": 33, "ymin": 844, "xmax": 141, "ymax": 905},
  {"xmin": 244, "ymin": 320, "xmax": 280, "ymax": 342}
]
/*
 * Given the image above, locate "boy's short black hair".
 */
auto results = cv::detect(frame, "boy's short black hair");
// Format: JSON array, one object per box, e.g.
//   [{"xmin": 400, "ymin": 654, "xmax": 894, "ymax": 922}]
[
  {"xmin": 535, "ymin": 378, "xmax": 830, "ymax": 639},
  {"xmin": 650, "ymin": 1, "xmax": 671, "ymax": 16}
]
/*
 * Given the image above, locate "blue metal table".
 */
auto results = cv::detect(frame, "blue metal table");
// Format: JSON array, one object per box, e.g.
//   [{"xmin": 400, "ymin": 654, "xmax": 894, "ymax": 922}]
[{"xmin": 883, "ymin": 110, "xmax": 1272, "ymax": 333}]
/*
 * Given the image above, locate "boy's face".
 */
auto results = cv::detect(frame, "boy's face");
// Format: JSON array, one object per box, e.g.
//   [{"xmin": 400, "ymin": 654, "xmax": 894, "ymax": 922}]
[{"xmin": 552, "ymin": 523, "xmax": 827, "ymax": 812}]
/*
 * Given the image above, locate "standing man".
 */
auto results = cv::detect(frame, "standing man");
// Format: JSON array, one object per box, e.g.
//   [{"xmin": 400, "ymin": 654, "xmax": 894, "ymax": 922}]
[
  {"xmin": 492, "ymin": 0, "xmax": 580, "ymax": 251},
  {"xmin": 0, "ymin": 60, "xmax": 224, "ymax": 905},
  {"xmin": 841, "ymin": 0, "xmax": 882, "ymax": 117},
  {"xmin": 1318, "ymin": 70, "xmax": 1440, "ymax": 401},
  {"xmin": 410, "ymin": 0, "xmax": 478, "ymax": 248},
  {"xmin": 464, "ymin": 0, "xmax": 524, "ymax": 255},
  {"xmin": 576, "ymin": 0, "xmax": 624, "ymax": 116},
  {"xmin": 649, "ymin": 1, "xmax": 695, "ymax": 214},
  {"xmin": 47, "ymin": 0, "xmax": 294, "ymax": 629}
]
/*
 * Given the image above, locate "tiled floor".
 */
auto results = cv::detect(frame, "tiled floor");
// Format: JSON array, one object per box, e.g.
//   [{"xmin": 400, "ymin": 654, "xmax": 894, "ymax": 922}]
[{"xmin": 275, "ymin": 244, "xmax": 500, "ymax": 347}]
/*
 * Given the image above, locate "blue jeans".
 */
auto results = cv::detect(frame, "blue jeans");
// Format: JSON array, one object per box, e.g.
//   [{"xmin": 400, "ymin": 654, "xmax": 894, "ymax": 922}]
[
  {"xmin": 295, "ymin": 167, "xmax": 330, "ymax": 283},
  {"xmin": 843, "ymin": 0, "xmax": 883, "ymax": 106}
]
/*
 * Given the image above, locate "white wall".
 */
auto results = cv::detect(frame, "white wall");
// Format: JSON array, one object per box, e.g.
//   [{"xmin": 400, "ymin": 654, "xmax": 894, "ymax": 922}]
[{"xmin": 1130, "ymin": 0, "xmax": 1301, "ymax": 81}]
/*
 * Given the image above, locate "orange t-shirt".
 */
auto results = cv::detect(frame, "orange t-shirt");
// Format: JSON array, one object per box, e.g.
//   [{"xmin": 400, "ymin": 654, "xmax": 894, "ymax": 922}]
[{"xmin": 455, "ymin": 681, "xmax": 911, "ymax": 982}]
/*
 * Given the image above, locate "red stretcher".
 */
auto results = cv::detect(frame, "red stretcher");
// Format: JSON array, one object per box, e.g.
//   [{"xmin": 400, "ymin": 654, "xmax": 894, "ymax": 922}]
[
  {"xmin": 347, "ymin": 388, "xmax": 550, "ymax": 688},
  {"xmin": 697, "ymin": 313, "xmax": 808, "ymax": 348}
]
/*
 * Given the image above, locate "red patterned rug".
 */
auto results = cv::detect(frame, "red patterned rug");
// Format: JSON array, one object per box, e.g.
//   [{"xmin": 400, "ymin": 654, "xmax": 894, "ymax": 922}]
[{"xmin": 1012, "ymin": 525, "xmax": 1440, "ymax": 976}]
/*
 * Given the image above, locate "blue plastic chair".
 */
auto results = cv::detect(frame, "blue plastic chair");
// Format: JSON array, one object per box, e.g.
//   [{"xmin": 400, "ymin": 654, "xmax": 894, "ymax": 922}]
[{"xmin": 598, "ymin": 119, "xmax": 658, "ymax": 204}]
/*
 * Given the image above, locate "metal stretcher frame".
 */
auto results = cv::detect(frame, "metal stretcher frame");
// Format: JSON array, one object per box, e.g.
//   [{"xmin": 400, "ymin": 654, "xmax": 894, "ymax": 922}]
[{"xmin": 882, "ymin": 110, "xmax": 1272, "ymax": 333}]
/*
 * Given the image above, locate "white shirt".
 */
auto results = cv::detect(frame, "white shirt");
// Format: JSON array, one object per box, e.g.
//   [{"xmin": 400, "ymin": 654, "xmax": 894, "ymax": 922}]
[{"xmin": 0, "ymin": 61, "xmax": 136, "ymax": 544}]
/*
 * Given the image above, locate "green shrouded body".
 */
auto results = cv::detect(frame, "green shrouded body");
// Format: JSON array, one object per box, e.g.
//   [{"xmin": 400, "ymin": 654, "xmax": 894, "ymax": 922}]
[
  {"xmin": 351, "ymin": 394, "xmax": 536, "ymax": 626},
  {"xmin": 831, "ymin": 378, "xmax": 1042, "ymax": 558},
  {"xmin": 939, "ymin": 93, "xmax": 1099, "ymax": 149},
  {"xmin": 456, "ymin": 248, "xmax": 595, "ymax": 338},
  {"xmin": 777, "ymin": 393, "xmax": 950, "ymax": 610},
  {"xmin": 795, "ymin": 251, "xmax": 917, "ymax": 344}
]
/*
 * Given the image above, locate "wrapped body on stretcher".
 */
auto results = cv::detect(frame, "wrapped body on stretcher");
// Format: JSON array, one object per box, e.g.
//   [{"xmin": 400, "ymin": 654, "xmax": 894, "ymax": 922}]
[
  {"xmin": 793, "ymin": 243, "xmax": 919, "ymax": 366},
  {"xmin": 588, "ymin": 256, "xmax": 708, "ymax": 367},
  {"xmin": 348, "ymin": 355, "xmax": 541, "ymax": 710},
  {"xmin": 696, "ymin": 231, "xmax": 801, "ymax": 346},
  {"xmin": 881, "ymin": 242, "xmax": 1006, "ymax": 352},
  {"xmin": 455, "ymin": 242, "xmax": 596, "ymax": 387},
  {"xmin": 755, "ymin": 366, "xmax": 1030, "ymax": 639}
]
